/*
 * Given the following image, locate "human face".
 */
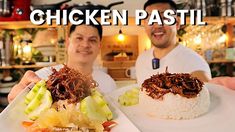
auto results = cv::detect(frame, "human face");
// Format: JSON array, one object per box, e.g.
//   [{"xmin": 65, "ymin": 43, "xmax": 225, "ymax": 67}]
[
  {"xmin": 67, "ymin": 25, "xmax": 101, "ymax": 65},
  {"xmin": 144, "ymin": 3, "xmax": 179, "ymax": 49}
]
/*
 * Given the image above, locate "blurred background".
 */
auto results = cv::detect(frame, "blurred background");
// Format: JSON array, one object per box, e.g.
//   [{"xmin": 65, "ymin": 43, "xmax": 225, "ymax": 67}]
[{"xmin": 0, "ymin": 0, "xmax": 234, "ymax": 111}]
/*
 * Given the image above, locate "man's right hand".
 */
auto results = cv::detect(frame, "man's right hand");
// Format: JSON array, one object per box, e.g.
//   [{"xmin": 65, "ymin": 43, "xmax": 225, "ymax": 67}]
[{"xmin": 8, "ymin": 70, "xmax": 41, "ymax": 103}]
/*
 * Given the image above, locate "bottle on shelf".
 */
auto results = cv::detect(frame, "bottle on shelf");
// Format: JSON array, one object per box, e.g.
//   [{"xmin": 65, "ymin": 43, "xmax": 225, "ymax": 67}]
[
  {"xmin": 0, "ymin": 39, "xmax": 3, "ymax": 65},
  {"xmin": 0, "ymin": 38, "xmax": 6, "ymax": 66}
]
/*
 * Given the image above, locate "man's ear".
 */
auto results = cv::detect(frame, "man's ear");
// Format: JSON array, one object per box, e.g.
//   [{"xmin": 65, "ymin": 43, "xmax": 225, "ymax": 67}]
[
  {"xmin": 98, "ymin": 42, "xmax": 101, "ymax": 48},
  {"xmin": 65, "ymin": 37, "xmax": 70, "ymax": 48},
  {"xmin": 143, "ymin": 18, "xmax": 149, "ymax": 29},
  {"xmin": 175, "ymin": 17, "xmax": 180, "ymax": 30}
]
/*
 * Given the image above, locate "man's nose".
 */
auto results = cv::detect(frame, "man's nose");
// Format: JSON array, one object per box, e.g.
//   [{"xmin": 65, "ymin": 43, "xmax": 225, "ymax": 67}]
[
  {"xmin": 152, "ymin": 22, "xmax": 164, "ymax": 28},
  {"xmin": 79, "ymin": 40, "xmax": 91, "ymax": 48}
]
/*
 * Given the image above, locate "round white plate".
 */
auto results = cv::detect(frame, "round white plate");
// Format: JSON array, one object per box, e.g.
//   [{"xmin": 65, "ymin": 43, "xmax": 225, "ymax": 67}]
[
  {"xmin": 107, "ymin": 83, "xmax": 235, "ymax": 132},
  {"xmin": 0, "ymin": 68, "xmax": 140, "ymax": 132}
]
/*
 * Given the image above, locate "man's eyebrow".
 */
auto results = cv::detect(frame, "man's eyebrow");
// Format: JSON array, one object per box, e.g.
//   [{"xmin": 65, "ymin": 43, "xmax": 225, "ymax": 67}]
[
  {"xmin": 147, "ymin": 10, "xmax": 175, "ymax": 15},
  {"xmin": 159, "ymin": 10, "xmax": 176, "ymax": 14},
  {"xmin": 89, "ymin": 36, "xmax": 98, "ymax": 39},
  {"xmin": 74, "ymin": 33, "xmax": 98, "ymax": 39},
  {"xmin": 75, "ymin": 33, "xmax": 83, "ymax": 36}
]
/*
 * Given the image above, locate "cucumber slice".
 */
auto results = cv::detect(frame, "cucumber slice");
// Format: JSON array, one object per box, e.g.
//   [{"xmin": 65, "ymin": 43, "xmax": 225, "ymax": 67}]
[
  {"xmin": 125, "ymin": 91, "xmax": 135, "ymax": 98},
  {"xmin": 91, "ymin": 90, "xmax": 109, "ymax": 105},
  {"xmin": 25, "ymin": 85, "xmax": 41, "ymax": 105},
  {"xmin": 100, "ymin": 104, "xmax": 113, "ymax": 120},
  {"xmin": 24, "ymin": 86, "xmax": 47, "ymax": 114},
  {"xmin": 118, "ymin": 95, "xmax": 126, "ymax": 105},
  {"xmin": 118, "ymin": 95, "xmax": 131, "ymax": 106},
  {"xmin": 91, "ymin": 94, "xmax": 113, "ymax": 120},
  {"xmin": 119, "ymin": 96, "xmax": 132, "ymax": 106},
  {"xmin": 118, "ymin": 88, "xmax": 139, "ymax": 106},
  {"xmin": 25, "ymin": 80, "xmax": 46, "ymax": 104},
  {"xmin": 131, "ymin": 87, "xmax": 139, "ymax": 94},
  {"xmin": 92, "ymin": 94, "xmax": 107, "ymax": 106},
  {"xmin": 91, "ymin": 90, "xmax": 102, "ymax": 97},
  {"xmin": 130, "ymin": 98, "xmax": 139, "ymax": 105},
  {"xmin": 28, "ymin": 90, "xmax": 52, "ymax": 120},
  {"xmin": 80, "ymin": 96, "xmax": 107, "ymax": 122}
]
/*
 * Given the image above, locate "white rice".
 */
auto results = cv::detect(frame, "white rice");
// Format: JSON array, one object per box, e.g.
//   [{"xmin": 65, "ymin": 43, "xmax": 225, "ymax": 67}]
[{"xmin": 139, "ymin": 86, "xmax": 210, "ymax": 120}]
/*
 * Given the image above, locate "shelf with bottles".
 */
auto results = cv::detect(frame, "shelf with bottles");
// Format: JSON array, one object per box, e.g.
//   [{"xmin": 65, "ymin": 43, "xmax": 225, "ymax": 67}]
[
  {"xmin": 0, "ymin": 20, "xmax": 67, "ymax": 68},
  {"xmin": 0, "ymin": 63, "xmax": 57, "ymax": 69},
  {"xmin": 207, "ymin": 59, "xmax": 235, "ymax": 64},
  {"xmin": 0, "ymin": 21, "xmax": 59, "ymax": 30},
  {"xmin": 231, "ymin": 25, "xmax": 235, "ymax": 47},
  {"xmin": 199, "ymin": 17, "xmax": 235, "ymax": 25}
]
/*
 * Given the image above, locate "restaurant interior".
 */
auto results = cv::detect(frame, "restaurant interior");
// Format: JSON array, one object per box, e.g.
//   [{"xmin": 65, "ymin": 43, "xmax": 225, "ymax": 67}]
[{"xmin": 0, "ymin": 0, "xmax": 234, "ymax": 112}]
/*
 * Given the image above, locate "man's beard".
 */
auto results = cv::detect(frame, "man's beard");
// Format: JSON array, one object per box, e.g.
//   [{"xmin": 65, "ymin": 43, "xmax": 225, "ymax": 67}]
[{"xmin": 152, "ymin": 41, "xmax": 170, "ymax": 49}]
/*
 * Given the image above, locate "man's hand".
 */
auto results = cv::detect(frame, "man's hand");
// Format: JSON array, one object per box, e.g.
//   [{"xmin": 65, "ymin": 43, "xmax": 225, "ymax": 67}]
[
  {"xmin": 209, "ymin": 77, "xmax": 235, "ymax": 90},
  {"xmin": 8, "ymin": 71, "xmax": 41, "ymax": 103},
  {"xmin": 191, "ymin": 70, "xmax": 211, "ymax": 82}
]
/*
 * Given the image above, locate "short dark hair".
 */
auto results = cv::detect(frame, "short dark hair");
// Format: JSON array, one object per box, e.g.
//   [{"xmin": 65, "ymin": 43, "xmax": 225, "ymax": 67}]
[
  {"xmin": 69, "ymin": 21, "xmax": 103, "ymax": 40},
  {"xmin": 144, "ymin": 0, "xmax": 177, "ymax": 10}
]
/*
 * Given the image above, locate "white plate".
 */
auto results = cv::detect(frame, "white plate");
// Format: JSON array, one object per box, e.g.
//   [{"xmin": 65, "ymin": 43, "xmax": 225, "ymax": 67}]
[
  {"xmin": 0, "ymin": 69, "xmax": 140, "ymax": 132},
  {"xmin": 35, "ymin": 62, "xmax": 56, "ymax": 66},
  {"xmin": 107, "ymin": 83, "xmax": 235, "ymax": 132}
]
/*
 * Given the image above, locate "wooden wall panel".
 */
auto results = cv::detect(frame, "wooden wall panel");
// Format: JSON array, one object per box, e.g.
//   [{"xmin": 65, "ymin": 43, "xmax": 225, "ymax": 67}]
[{"xmin": 101, "ymin": 35, "xmax": 138, "ymax": 61}]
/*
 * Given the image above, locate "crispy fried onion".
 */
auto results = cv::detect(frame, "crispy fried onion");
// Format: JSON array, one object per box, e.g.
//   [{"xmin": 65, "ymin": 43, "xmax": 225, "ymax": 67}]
[
  {"xmin": 46, "ymin": 65, "xmax": 97, "ymax": 103},
  {"xmin": 142, "ymin": 68, "xmax": 204, "ymax": 99}
]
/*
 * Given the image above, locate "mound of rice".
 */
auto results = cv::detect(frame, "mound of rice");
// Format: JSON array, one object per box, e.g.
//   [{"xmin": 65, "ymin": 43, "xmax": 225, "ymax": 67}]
[
  {"xmin": 139, "ymin": 71, "xmax": 210, "ymax": 120},
  {"xmin": 139, "ymin": 86, "xmax": 210, "ymax": 119}
]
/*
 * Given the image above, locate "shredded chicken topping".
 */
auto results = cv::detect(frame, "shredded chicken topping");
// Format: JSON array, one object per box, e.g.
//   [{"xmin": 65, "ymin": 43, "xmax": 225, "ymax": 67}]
[
  {"xmin": 142, "ymin": 69, "xmax": 204, "ymax": 99},
  {"xmin": 46, "ymin": 65, "xmax": 97, "ymax": 103}
]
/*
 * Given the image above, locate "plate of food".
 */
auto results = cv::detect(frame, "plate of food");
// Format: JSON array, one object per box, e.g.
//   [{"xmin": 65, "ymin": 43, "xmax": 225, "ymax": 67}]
[
  {"xmin": 0, "ymin": 65, "xmax": 140, "ymax": 132},
  {"xmin": 107, "ymin": 71, "xmax": 235, "ymax": 132}
]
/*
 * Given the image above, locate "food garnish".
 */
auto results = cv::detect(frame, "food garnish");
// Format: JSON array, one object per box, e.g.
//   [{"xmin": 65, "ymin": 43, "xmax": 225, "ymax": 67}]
[
  {"xmin": 118, "ymin": 87, "xmax": 139, "ymax": 106},
  {"xmin": 23, "ymin": 65, "xmax": 115, "ymax": 132},
  {"xmin": 142, "ymin": 69, "xmax": 204, "ymax": 99},
  {"xmin": 24, "ymin": 80, "xmax": 53, "ymax": 120}
]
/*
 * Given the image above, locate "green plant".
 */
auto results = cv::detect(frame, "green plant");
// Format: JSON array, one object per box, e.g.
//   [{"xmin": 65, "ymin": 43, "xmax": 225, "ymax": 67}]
[{"xmin": 32, "ymin": 49, "xmax": 43, "ymax": 62}]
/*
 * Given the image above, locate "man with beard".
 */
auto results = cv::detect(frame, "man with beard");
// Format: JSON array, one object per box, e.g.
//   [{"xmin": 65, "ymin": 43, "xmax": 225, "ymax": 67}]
[
  {"xmin": 136, "ymin": 0, "xmax": 211, "ymax": 85},
  {"xmin": 8, "ymin": 22, "xmax": 116, "ymax": 102}
]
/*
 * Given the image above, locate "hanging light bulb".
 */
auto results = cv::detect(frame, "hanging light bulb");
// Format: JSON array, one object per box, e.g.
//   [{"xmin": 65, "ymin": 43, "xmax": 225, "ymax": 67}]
[
  {"xmin": 194, "ymin": 35, "xmax": 201, "ymax": 44},
  {"xmin": 22, "ymin": 39, "xmax": 32, "ymax": 64},
  {"xmin": 117, "ymin": 29, "xmax": 125, "ymax": 42},
  {"xmin": 218, "ymin": 34, "xmax": 228, "ymax": 43}
]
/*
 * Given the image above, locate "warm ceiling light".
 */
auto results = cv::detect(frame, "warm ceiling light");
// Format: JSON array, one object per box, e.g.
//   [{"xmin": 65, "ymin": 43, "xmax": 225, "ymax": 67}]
[
  {"xmin": 218, "ymin": 34, "xmax": 227, "ymax": 43},
  {"xmin": 194, "ymin": 35, "xmax": 201, "ymax": 44},
  {"xmin": 117, "ymin": 29, "xmax": 125, "ymax": 42}
]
